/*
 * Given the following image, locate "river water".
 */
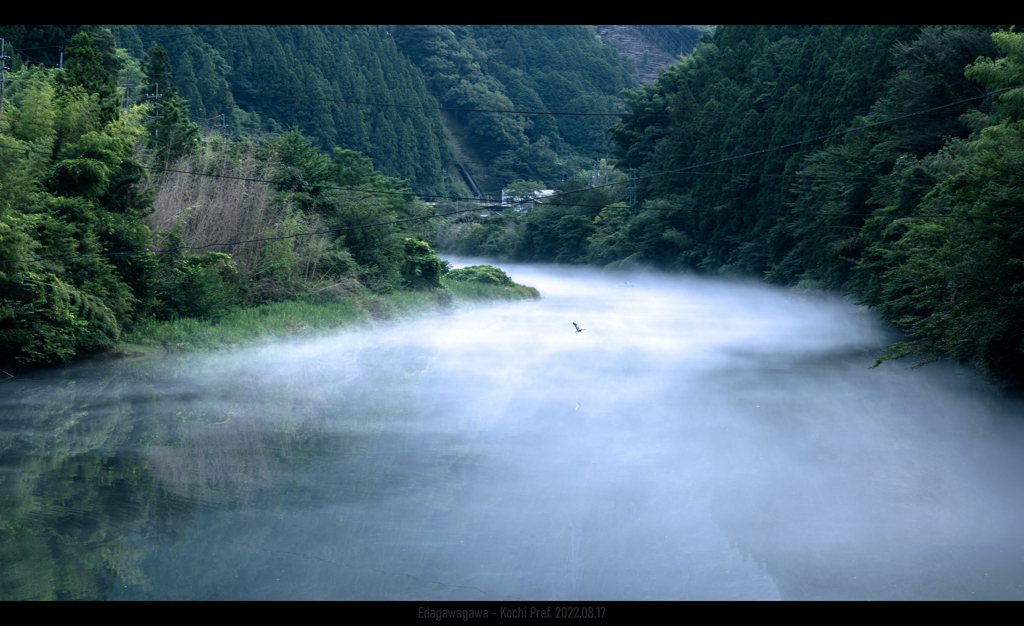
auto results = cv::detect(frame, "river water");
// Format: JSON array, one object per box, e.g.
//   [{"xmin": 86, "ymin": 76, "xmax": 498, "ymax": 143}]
[{"xmin": 2, "ymin": 261, "xmax": 1023, "ymax": 600}]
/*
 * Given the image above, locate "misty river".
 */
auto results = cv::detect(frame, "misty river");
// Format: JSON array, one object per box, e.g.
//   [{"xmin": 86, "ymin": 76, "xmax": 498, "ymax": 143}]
[{"xmin": 3, "ymin": 260, "xmax": 1024, "ymax": 600}]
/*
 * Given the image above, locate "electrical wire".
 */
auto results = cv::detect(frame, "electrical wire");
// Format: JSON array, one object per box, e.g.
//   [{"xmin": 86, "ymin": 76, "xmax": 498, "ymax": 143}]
[
  {"xmin": 544, "ymin": 82, "xmax": 1024, "ymax": 201},
  {"xmin": 2, "ymin": 139, "xmax": 1020, "ymax": 211},
  {"xmin": 1, "ymin": 83, "xmax": 1021, "ymax": 265},
  {"xmin": 0, "ymin": 204, "xmax": 496, "ymax": 265},
  {"xmin": 9, "ymin": 25, "xmax": 253, "ymax": 52},
  {"xmin": 6, "ymin": 26, "xmax": 1003, "ymax": 126},
  {"xmin": 178, "ymin": 81, "xmax": 1000, "ymax": 120},
  {"xmin": 533, "ymin": 198, "xmax": 1024, "ymax": 221}
]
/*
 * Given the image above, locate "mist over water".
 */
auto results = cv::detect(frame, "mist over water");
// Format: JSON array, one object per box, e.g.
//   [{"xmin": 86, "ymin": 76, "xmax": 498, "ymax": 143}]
[{"xmin": 4, "ymin": 260, "xmax": 1024, "ymax": 600}]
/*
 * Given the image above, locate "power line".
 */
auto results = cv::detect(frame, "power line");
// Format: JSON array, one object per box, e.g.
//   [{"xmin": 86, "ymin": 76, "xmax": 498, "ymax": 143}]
[
  {"xmin": 9, "ymin": 25, "xmax": 252, "ymax": 52},
  {"xmin": 3, "ymin": 139, "xmax": 1019, "ymax": 215},
  {"xmin": 3, "ymin": 102, "xmax": 995, "ymax": 173},
  {"xmin": 594, "ymin": 167, "xmax": 1024, "ymax": 185},
  {"xmin": 179, "ymin": 81, "xmax": 993, "ymax": 121},
  {"xmin": 534, "ymin": 198, "xmax": 1024, "ymax": 220},
  {"xmin": 0, "ymin": 204, "xmax": 497, "ymax": 265},
  {"xmin": 1, "ymin": 84, "xmax": 1021, "ymax": 265},
  {"xmin": 5, "ymin": 112, "xmax": 1019, "ymax": 188},
  {"xmin": 544, "ymin": 82, "xmax": 1024, "ymax": 201},
  {"xmin": 0, "ymin": 168, "xmax": 1019, "ymax": 268}
]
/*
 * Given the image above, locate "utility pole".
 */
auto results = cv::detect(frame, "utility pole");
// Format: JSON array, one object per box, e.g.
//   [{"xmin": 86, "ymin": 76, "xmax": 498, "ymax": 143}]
[
  {"xmin": 0, "ymin": 39, "xmax": 10, "ymax": 127},
  {"xmin": 628, "ymin": 167, "xmax": 637, "ymax": 214},
  {"xmin": 145, "ymin": 84, "xmax": 161, "ymax": 141},
  {"xmin": 214, "ymin": 113, "xmax": 228, "ymax": 146},
  {"xmin": 58, "ymin": 47, "xmax": 63, "ymax": 70},
  {"xmin": 121, "ymin": 68, "xmax": 134, "ymax": 112}
]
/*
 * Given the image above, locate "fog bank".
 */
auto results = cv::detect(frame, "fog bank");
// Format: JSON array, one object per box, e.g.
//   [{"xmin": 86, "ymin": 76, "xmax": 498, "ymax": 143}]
[{"xmin": 4, "ymin": 260, "xmax": 1024, "ymax": 600}]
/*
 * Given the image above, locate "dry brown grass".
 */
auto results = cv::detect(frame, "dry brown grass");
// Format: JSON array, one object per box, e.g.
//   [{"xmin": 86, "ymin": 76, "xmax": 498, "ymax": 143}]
[{"xmin": 144, "ymin": 144, "xmax": 333, "ymax": 298}]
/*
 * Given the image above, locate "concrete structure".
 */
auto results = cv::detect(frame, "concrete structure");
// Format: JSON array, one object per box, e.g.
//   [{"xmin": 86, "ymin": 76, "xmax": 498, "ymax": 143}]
[{"xmin": 501, "ymin": 189, "xmax": 556, "ymax": 211}]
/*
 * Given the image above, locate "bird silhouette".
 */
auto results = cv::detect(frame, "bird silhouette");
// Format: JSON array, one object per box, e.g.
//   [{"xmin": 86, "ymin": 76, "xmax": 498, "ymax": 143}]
[{"xmin": 573, "ymin": 322, "xmax": 585, "ymax": 333}]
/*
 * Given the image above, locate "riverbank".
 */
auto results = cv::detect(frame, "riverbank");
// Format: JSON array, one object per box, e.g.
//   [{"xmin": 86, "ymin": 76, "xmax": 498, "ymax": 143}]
[{"xmin": 117, "ymin": 276, "xmax": 540, "ymax": 356}]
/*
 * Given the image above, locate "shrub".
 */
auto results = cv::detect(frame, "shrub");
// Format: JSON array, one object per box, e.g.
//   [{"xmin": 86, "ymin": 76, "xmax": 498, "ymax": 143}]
[
  {"xmin": 444, "ymin": 264, "xmax": 514, "ymax": 287},
  {"xmin": 400, "ymin": 238, "xmax": 448, "ymax": 290}
]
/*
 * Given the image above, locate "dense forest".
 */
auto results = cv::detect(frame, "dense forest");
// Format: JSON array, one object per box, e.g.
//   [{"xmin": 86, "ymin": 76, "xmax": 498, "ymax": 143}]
[
  {"xmin": 392, "ymin": 25, "xmax": 637, "ymax": 193},
  {"xmin": 2, "ymin": 26, "xmax": 640, "ymax": 196},
  {"xmin": 0, "ymin": 29, "xmax": 459, "ymax": 365},
  {"xmin": 9, "ymin": 24, "xmax": 1024, "ymax": 603},
  {"xmin": 111, "ymin": 25, "xmax": 453, "ymax": 195},
  {"xmin": 1, "ymin": 24, "xmax": 1022, "ymax": 391},
  {"xmin": 440, "ymin": 25, "xmax": 1024, "ymax": 391}
]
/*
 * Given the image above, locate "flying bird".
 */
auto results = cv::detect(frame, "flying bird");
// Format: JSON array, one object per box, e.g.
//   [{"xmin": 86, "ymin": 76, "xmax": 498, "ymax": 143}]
[{"xmin": 573, "ymin": 322, "xmax": 585, "ymax": 333}]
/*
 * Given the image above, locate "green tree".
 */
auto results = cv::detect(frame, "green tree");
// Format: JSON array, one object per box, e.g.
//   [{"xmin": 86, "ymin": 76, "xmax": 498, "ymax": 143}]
[
  {"xmin": 142, "ymin": 44, "xmax": 175, "ymax": 98},
  {"xmin": 57, "ymin": 32, "xmax": 119, "ymax": 126},
  {"xmin": 400, "ymin": 238, "xmax": 447, "ymax": 290},
  {"xmin": 965, "ymin": 29, "xmax": 1024, "ymax": 123},
  {"xmin": 862, "ymin": 30, "xmax": 1024, "ymax": 389},
  {"xmin": 503, "ymin": 179, "xmax": 545, "ymax": 206}
]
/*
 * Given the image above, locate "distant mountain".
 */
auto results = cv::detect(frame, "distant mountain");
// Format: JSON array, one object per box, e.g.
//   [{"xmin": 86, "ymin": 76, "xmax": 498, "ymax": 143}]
[
  {"xmin": 102, "ymin": 25, "xmax": 642, "ymax": 195},
  {"xmin": 106, "ymin": 25, "xmax": 451, "ymax": 195}
]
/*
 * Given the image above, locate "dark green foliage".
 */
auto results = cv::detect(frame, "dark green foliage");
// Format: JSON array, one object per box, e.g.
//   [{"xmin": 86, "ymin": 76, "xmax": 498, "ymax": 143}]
[
  {"xmin": 0, "ymin": 272, "xmax": 120, "ymax": 363},
  {"xmin": 440, "ymin": 25, "xmax": 1024, "ymax": 388},
  {"xmin": 57, "ymin": 33, "xmax": 120, "ymax": 126},
  {"xmin": 113, "ymin": 26, "xmax": 451, "ymax": 195},
  {"xmin": 445, "ymin": 264, "xmax": 513, "ymax": 286},
  {"xmin": 443, "ymin": 264, "xmax": 540, "ymax": 300},
  {"xmin": 393, "ymin": 25, "xmax": 637, "ymax": 191},
  {"xmin": 853, "ymin": 33, "xmax": 1024, "ymax": 390},
  {"xmin": 0, "ymin": 25, "xmax": 84, "ymax": 67},
  {"xmin": 153, "ymin": 247, "xmax": 241, "ymax": 321},
  {"xmin": 142, "ymin": 44, "xmax": 175, "ymax": 98},
  {"xmin": 399, "ymin": 238, "xmax": 447, "ymax": 290},
  {"xmin": 140, "ymin": 46, "xmax": 201, "ymax": 163},
  {"xmin": 81, "ymin": 26, "xmax": 123, "ymax": 80}
]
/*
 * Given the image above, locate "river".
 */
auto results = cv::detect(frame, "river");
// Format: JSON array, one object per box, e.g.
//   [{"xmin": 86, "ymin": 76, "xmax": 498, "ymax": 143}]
[{"xmin": 2, "ymin": 260, "xmax": 1023, "ymax": 600}]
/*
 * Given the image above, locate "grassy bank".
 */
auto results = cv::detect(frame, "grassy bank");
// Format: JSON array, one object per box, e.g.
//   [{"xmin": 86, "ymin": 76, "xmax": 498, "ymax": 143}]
[
  {"xmin": 121, "ymin": 278, "xmax": 539, "ymax": 355},
  {"xmin": 442, "ymin": 276, "xmax": 541, "ymax": 302}
]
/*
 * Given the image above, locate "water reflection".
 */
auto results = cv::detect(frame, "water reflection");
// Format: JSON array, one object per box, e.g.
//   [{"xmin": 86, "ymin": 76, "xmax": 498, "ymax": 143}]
[{"xmin": 2, "ymin": 262, "xmax": 1023, "ymax": 600}]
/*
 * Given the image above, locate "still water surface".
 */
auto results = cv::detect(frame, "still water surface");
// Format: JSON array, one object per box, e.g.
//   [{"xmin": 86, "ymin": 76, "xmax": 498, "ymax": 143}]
[{"xmin": 3, "ymin": 262, "xmax": 1024, "ymax": 600}]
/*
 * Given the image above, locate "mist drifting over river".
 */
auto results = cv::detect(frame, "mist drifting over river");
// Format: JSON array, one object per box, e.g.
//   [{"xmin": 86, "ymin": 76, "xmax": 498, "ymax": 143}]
[{"xmin": 4, "ymin": 261, "xmax": 1024, "ymax": 600}]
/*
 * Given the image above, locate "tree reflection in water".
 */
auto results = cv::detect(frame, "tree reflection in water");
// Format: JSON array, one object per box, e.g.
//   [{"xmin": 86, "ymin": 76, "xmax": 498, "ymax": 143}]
[{"xmin": 3, "ymin": 263, "xmax": 1024, "ymax": 600}]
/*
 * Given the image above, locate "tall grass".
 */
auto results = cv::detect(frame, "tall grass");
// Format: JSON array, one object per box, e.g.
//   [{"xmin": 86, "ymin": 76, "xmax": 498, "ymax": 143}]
[
  {"xmin": 125, "ymin": 297, "xmax": 371, "ymax": 352},
  {"xmin": 123, "ymin": 276, "xmax": 540, "ymax": 354},
  {"xmin": 145, "ymin": 144, "xmax": 335, "ymax": 300},
  {"xmin": 442, "ymin": 278, "xmax": 541, "ymax": 301}
]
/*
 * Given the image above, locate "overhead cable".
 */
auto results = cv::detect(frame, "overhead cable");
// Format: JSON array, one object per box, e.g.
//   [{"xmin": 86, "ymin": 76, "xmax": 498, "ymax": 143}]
[
  {"xmin": 1, "ymin": 83, "xmax": 1022, "ymax": 265},
  {"xmin": 0, "ymin": 205, "xmax": 496, "ymax": 265},
  {"xmin": 179, "ymin": 81, "xmax": 998, "ymax": 120},
  {"xmin": 544, "ymin": 82, "xmax": 1024, "ymax": 201}
]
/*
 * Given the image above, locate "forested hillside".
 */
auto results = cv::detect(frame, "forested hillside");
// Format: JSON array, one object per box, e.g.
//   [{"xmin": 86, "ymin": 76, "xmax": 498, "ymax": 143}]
[
  {"xmin": 2, "ymin": 25, "xmax": 640, "ymax": 197},
  {"xmin": 393, "ymin": 26, "xmax": 638, "ymax": 192},
  {"xmin": 0, "ymin": 24, "xmax": 637, "ymax": 368},
  {"xmin": 3, "ymin": 24, "xmax": 1022, "ymax": 390},
  {"xmin": 440, "ymin": 25, "xmax": 1024, "ymax": 391},
  {"xmin": 108, "ymin": 25, "xmax": 453, "ymax": 195},
  {"xmin": 0, "ymin": 30, "xmax": 455, "ymax": 366}
]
